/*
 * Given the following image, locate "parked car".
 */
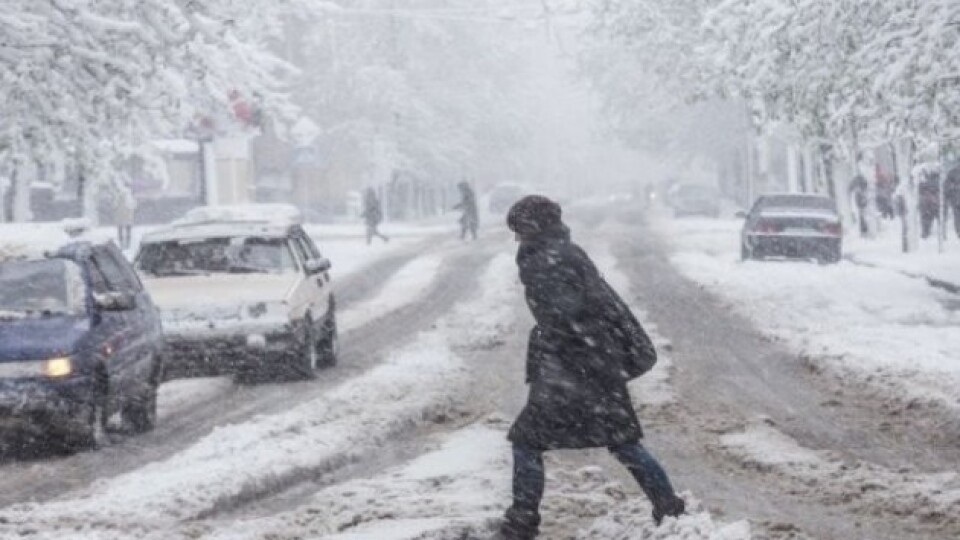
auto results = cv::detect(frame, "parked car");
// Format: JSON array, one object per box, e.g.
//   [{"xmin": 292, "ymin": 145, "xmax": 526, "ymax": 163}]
[
  {"xmin": 740, "ymin": 193, "xmax": 843, "ymax": 264},
  {"xmin": 135, "ymin": 204, "xmax": 337, "ymax": 380},
  {"xmin": 666, "ymin": 183, "xmax": 721, "ymax": 218},
  {"xmin": 0, "ymin": 241, "xmax": 164, "ymax": 450}
]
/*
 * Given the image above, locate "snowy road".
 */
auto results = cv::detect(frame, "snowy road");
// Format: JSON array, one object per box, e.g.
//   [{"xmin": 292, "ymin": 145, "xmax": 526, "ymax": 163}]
[
  {"xmin": 0, "ymin": 232, "xmax": 498, "ymax": 507},
  {"xmin": 1, "ymin": 206, "xmax": 958, "ymax": 540}
]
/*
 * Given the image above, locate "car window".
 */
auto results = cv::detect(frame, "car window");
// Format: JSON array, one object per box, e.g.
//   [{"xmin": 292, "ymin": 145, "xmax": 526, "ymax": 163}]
[
  {"xmin": 106, "ymin": 245, "xmax": 143, "ymax": 292},
  {"xmin": 293, "ymin": 227, "xmax": 324, "ymax": 259},
  {"xmin": 138, "ymin": 237, "xmax": 298, "ymax": 276},
  {"xmin": 759, "ymin": 195, "xmax": 835, "ymax": 211},
  {"xmin": 92, "ymin": 249, "xmax": 136, "ymax": 292},
  {"xmin": 0, "ymin": 259, "xmax": 86, "ymax": 317},
  {"xmin": 292, "ymin": 235, "xmax": 317, "ymax": 264}
]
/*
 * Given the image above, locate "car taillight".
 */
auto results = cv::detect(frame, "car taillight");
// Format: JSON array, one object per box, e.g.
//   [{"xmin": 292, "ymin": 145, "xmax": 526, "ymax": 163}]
[
  {"xmin": 755, "ymin": 220, "xmax": 781, "ymax": 233},
  {"xmin": 820, "ymin": 222, "xmax": 842, "ymax": 235}
]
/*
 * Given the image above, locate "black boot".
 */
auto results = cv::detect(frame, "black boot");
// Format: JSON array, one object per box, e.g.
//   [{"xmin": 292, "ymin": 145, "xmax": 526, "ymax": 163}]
[
  {"xmin": 499, "ymin": 506, "xmax": 540, "ymax": 540},
  {"xmin": 652, "ymin": 495, "xmax": 686, "ymax": 526}
]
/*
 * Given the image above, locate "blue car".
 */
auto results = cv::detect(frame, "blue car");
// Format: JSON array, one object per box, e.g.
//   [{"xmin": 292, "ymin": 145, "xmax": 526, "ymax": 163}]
[{"xmin": 0, "ymin": 240, "xmax": 164, "ymax": 450}]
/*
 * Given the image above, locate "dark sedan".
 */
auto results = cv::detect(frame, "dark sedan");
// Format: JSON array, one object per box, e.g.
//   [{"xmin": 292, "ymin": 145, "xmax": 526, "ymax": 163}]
[
  {"xmin": 740, "ymin": 194, "xmax": 843, "ymax": 264},
  {"xmin": 0, "ymin": 241, "xmax": 164, "ymax": 450}
]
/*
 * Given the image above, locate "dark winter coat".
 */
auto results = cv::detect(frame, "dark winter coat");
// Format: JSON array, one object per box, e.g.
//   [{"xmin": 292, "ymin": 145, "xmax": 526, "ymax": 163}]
[
  {"xmin": 362, "ymin": 196, "xmax": 383, "ymax": 226},
  {"xmin": 508, "ymin": 225, "xmax": 657, "ymax": 451},
  {"xmin": 454, "ymin": 187, "xmax": 479, "ymax": 225}
]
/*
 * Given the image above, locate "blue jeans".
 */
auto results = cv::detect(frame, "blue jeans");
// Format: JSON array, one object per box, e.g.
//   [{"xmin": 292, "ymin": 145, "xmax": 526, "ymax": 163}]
[{"xmin": 509, "ymin": 442, "xmax": 678, "ymax": 518}]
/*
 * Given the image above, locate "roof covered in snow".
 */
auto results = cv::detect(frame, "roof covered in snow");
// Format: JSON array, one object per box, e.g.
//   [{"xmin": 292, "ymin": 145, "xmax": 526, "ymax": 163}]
[{"xmin": 176, "ymin": 204, "xmax": 303, "ymax": 227}]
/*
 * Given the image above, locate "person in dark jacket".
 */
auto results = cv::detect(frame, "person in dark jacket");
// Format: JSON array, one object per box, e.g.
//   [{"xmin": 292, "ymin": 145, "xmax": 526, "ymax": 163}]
[
  {"xmin": 361, "ymin": 188, "xmax": 389, "ymax": 245},
  {"xmin": 499, "ymin": 195, "xmax": 685, "ymax": 540},
  {"xmin": 453, "ymin": 181, "xmax": 479, "ymax": 240},
  {"xmin": 947, "ymin": 166, "xmax": 960, "ymax": 239},
  {"xmin": 918, "ymin": 170, "xmax": 942, "ymax": 239}
]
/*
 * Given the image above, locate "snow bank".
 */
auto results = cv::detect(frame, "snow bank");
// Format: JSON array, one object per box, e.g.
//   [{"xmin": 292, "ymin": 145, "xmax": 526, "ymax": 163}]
[
  {"xmin": 719, "ymin": 419, "xmax": 960, "ymax": 530},
  {"xmin": 578, "ymin": 495, "xmax": 752, "ymax": 540},
  {"xmin": 653, "ymin": 216, "xmax": 960, "ymax": 411},
  {"xmin": 845, "ymin": 222, "xmax": 960, "ymax": 288},
  {"xmin": 338, "ymin": 253, "xmax": 445, "ymax": 333},
  {"xmin": 203, "ymin": 421, "xmax": 511, "ymax": 540}
]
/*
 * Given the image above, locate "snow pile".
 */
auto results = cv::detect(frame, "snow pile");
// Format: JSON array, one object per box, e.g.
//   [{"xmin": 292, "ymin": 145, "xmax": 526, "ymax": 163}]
[
  {"xmin": 719, "ymin": 420, "xmax": 960, "ymax": 531},
  {"xmin": 654, "ymin": 216, "xmax": 960, "ymax": 411},
  {"xmin": 578, "ymin": 495, "xmax": 752, "ymax": 540},
  {"xmin": 202, "ymin": 421, "xmax": 511, "ymax": 540},
  {"xmin": 339, "ymin": 254, "xmax": 445, "ymax": 333},
  {"xmin": 846, "ymin": 224, "xmax": 960, "ymax": 288}
]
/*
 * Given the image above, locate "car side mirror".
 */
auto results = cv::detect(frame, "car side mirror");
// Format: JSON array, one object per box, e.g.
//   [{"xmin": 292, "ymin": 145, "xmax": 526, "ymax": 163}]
[
  {"xmin": 93, "ymin": 291, "xmax": 136, "ymax": 312},
  {"xmin": 304, "ymin": 258, "xmax": 332, "ymax": 275},
  {"xmin": 735, "ymin": 211, "xmax": 748, "ymax": 219}
]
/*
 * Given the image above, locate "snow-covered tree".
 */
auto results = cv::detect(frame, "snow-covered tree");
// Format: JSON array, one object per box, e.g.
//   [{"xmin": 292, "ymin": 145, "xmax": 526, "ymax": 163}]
[{"xmin": 0, "ymin": 0, "xmax": 309, "ymax": 220}]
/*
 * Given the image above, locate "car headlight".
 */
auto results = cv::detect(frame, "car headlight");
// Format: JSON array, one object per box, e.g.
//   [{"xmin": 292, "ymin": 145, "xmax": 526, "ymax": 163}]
[{"xmin": 42, "ymin": 357, "xmax": 73, "ymax": 378}]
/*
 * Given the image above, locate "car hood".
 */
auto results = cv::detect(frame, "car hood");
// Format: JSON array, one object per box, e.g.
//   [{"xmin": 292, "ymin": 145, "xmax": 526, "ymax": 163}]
[
  {"xmin": 0, "ymin": 315, "xmax": 90, "ymax": 362},
  {"xmin": 142, "ymin": 273, "xmax": 298, "ymax": 312}
]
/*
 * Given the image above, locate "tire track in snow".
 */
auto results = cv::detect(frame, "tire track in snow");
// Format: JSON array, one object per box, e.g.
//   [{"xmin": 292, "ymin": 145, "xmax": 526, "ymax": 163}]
[
  {"xmin": 0, "ymin": 250, "xmax": 517, "ymax": 540},
  {"xmin": 0, "ymin": 237, "xmax": 497, "ymax": 510},
  {"xmin": 595, "ymin": 207, "xmax": 955, "ymax": 539},
  {"xmin": 338, "ymin": 253, "xmax": 446, "ymax": 334}
]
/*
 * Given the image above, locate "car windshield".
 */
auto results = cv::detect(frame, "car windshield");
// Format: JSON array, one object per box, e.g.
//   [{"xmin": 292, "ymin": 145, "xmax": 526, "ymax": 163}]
[
  {"xmin": 137, "ymin": 237, "xmax": 297, "ymax": 277},
  {"xmin": 0, "ymin": 259, "xmax": 86, "ymax": 318},
  {"xmin": 758, "ymin": 195, "xmax": 835, "ymax": 212}
]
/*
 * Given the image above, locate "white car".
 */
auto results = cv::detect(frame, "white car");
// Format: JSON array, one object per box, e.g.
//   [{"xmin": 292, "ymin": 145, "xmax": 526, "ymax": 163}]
[{"xmin": 135, "ymin": 204, "xmax": 337, "ymax": 380}]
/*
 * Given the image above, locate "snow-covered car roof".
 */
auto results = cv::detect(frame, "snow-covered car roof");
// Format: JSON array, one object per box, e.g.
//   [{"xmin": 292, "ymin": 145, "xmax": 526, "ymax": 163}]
[
  {"xmin": 0, "ymin": 221, "xmax": 107, "ymax": 262},
  {"xmin": 177, "ymin": 204, "xmax": 303, "ymax": 227},
  {"xmin": 141, "ymin": 221, "xmax": 296, "ymax": 244}
]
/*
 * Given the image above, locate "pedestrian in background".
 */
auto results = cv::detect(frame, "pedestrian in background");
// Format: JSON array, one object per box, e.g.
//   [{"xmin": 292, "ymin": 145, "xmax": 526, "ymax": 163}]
[
  {"xmin": 116, "ymin": 190, "xmax": 135, "ymax": 250},
  {"xmin": 361, "ymin": 187, "xmax": 389, "ymax": 245},
  {"xmin": 918, "ymin": 168, "xmax": 942, "ymax": 239},
  {"xmin": 497, "ymin": 195, "xmax": 685, "ymax": 540},
  {"xmin": 453, "ymin": 181, "xmax": 479, "ymax": 241},
  {"xmin": 946, "ymin": 165, "xmax": 960, "ymax": 239}
]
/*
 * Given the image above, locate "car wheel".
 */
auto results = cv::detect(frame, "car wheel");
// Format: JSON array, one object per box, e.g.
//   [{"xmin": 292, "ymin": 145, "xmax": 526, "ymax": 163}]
[
  {"xmin": 318, "ymin": 316, "xmax": 338, "ymax": 368},
  {"xmin": 122, "ymin": 355, "xmax": 159, "ymax": 434},
  {"xmin": 291, "ymin": 319, "xmax": 319, "ymax": 380}
]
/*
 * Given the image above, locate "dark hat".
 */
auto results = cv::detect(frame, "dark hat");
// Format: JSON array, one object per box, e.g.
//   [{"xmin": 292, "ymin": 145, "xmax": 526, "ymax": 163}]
[{"xmin": 507, "ymin": 195, "xmax": 562, "ymax": 235}]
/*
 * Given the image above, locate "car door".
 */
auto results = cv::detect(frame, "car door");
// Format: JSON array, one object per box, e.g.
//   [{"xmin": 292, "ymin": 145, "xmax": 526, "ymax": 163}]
[
  {"xmin": 89, "ymin": 246, "xmax": 146, "ymax": 398},
  {"xmin": 104, "ymin": 243, "xmax": 162, "ymax": 371},
  {"xmin": 291, "ymin": 229, "xmax": 331, "ymax": 322}
]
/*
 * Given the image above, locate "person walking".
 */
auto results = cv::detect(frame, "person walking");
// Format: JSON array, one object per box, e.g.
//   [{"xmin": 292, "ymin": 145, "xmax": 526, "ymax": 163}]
[
  {"xmin": 361, "ymin": 188, "xmax": 389, "ymax": 245},
  {"xmin": 918, "ymin": 168, "xmax": 941, "ymax": 239},
  {"xmin": 453, "ymin": 181, "xmax": 479, "ymax": 240},
  {"xmin": 946, "ymin": 165, "xmax": 960, "ymax": 239},
  {"xmin": 116, "ymin": 190, "xmax": 135, "ymax": 250},
  {"xmin": 498, "ymin": 195, "xmax": 685, "ymax": 540}
]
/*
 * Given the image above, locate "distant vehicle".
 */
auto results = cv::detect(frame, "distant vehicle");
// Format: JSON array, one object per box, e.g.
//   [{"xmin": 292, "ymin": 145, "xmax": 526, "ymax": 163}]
[
  {"xmin": 740, "ymin": 193, "xmax": 842, "ymax": 264},
  {"xmin": 0, "ymin": 241, "xmax": 164, "ymax": 450},
  {"xmin": 666, "ymin": 183, "xmax": 721, "ymax": 218},
  {"xmin": 136, "ymin": 204, "xmax": 337, "ymax": 380},
  {"xmin": 488, "ymin": 183, "xmax": 531, "ymax": 214}
]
